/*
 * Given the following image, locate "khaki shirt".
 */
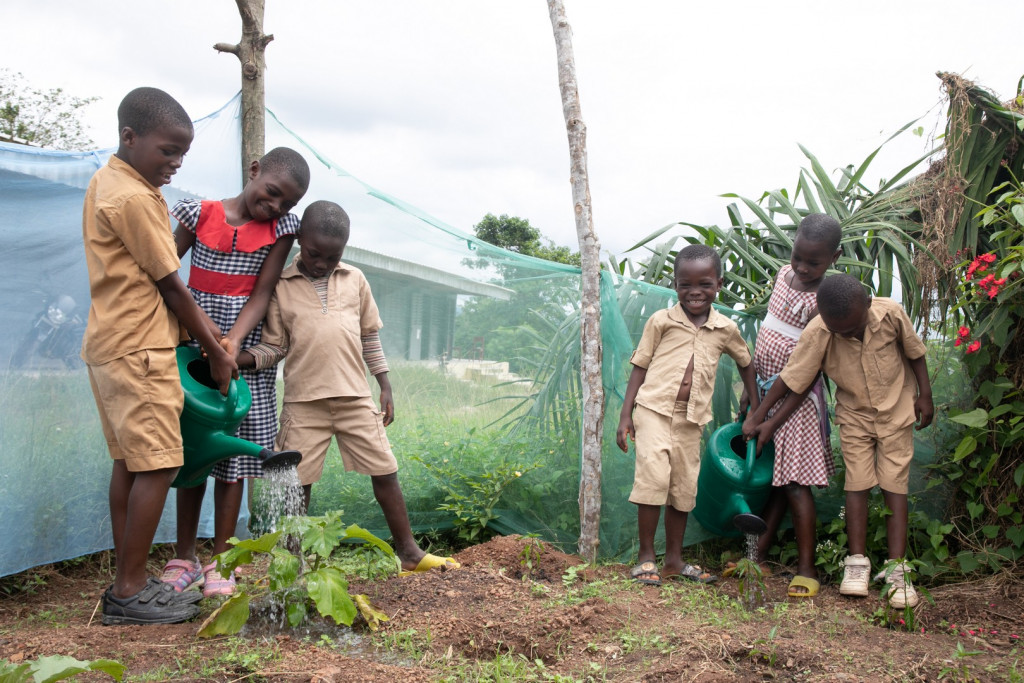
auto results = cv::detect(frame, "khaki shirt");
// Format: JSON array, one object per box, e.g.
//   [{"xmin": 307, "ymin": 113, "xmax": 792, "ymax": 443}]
[
  {"xmin": 631, "ymin": 305, "xmax": 751, "ymax": 425},
  {"xmin": 263, "ymin": 257, "xmax": 383, "ymax": 402},
  {"xmin": 779, "ymin": 298, "xmax": 927, "ymax": 436},
  {"xmin": 81, "ymin": 156, "xmax": 182, "ymax": 364}
]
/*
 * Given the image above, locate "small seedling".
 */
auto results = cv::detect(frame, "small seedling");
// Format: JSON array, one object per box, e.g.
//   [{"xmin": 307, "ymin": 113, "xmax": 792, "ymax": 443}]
[{"xmin": 519, "ymin": 534, "xmax": 545, "ymax": 579}]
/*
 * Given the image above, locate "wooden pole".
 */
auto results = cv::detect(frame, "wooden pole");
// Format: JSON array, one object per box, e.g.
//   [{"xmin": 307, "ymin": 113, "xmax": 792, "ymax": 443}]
[
  {"xmin": 214, "ymin": 0, "xmax": 273, "ymax": 182},
  {"xmin": 547, "ymin": 0, "xmax": 604, "ymax": 563}
]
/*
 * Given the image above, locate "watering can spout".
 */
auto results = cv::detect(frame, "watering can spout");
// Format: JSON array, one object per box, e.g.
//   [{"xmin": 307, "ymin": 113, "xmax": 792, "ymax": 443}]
[{"xmin": 693, "ymin": 421, "xmax": 775, "ymax": 538}]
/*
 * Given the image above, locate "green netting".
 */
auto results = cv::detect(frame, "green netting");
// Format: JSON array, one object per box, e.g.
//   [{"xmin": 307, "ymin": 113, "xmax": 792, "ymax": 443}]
[{"xmin": 0, "ymin": 94, "xmax": 966, "ymax": 576}]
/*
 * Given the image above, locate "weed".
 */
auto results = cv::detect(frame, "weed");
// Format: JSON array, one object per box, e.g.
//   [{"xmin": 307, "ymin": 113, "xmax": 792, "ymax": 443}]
[
  {"xmin": 377, "ymin": 626, "xmax": 432, "ymax": 662},
  {"xmin": 561, "ymin": 563, "xmax": 589, "ymax": 587},
  {"xmin": 748, "ymin": 626, "xmax": 779, "ymax": 667},
  {"xmin": 938, "ymin": 641, "xmax": 983, "ymax": 682}
]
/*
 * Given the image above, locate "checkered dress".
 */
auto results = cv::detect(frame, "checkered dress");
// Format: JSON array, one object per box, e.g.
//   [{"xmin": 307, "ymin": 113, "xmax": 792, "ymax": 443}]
[
  {"xmin": 754, "ymin": 264, "xmax": 835, "ymax": 487},
  {"xmin": 171, "ymin": 199, "xmax": 300, "ymax": 482}
]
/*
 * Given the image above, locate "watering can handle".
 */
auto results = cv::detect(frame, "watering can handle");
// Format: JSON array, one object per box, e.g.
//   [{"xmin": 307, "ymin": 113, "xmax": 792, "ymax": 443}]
[
  {"xmin": 745, "ymin": 437, "xmax": 757, "ymax": 480},
  {"xmin": 224, "ymin": 379, "xmax": 237, "ymax": 415}
]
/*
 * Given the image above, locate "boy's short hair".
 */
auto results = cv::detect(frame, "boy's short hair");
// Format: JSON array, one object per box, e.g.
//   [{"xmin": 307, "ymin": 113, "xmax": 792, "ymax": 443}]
[
  {"xmin": 816, "ymin": 274, "xmax": 869, "ymax": 319},
  {"xmin": 674, "ymin": 244, "xmax": 722, "ymax": 278},
  {"xmin": 117, "ymin": 87, "xmax": 192, "ymax": 136},
  {"xmin": 797, "ymin": 213, "xmax": 842, "ymax": 252},
  {"xmin": 302, "ymin": 200, "xmax": 350, "ymax": 241},
  {"xmin": 260, "ymin": 147, "xmax": 311, "ymax": 191}
]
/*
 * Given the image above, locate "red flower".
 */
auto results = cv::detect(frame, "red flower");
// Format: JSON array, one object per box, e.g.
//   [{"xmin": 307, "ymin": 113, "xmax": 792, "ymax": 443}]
[
  {"xmin": 979, "ymin": 274, "xmax": 996, "ymax": 287},
  {"xmin": 967, "ymin": 259, "xmax": 981, "ymax": 278},
  {"xmin": 995, "ymin": 278, "xmax": 1007, "ymax": 285},
  {"xmin": 958, "ymin": 326, "xmax": 970, "ymax": 338},
  {"xmin": 954, "ymin": 338, "xmax": 963, "ymax": 347},
  {"xmin": 981, "ymin": 253, "xmax": 997, "ymax": 263},
  {"xmin": 988, "ymin": 286, "xmax": 1000, "ymax": 299},
  {"xmin": 966, "ymin": 340, "xmax": 982, "ymax": 354}
]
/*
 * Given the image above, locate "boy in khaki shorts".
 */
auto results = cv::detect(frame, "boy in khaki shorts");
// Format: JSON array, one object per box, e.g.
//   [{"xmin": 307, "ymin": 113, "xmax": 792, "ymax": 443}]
[
  {"xmin": 745, "ymin": 274, "xmax": 933, "ymax": 608},
  {"xmin": 240, "ymin": 200, "xmax": 458, "ymax": 575},
  {"xmin": 82, "ymin": 87, "xmax": 237, "ymax": 625},
  {"xmin": 616, "ymin": 245, "xmax": 759, "ymax": 586}
]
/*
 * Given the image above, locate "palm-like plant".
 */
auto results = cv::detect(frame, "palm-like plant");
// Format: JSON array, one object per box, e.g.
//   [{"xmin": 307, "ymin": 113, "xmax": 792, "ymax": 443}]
[{"xmin": 615, "ymin": 124, "xmax": 937, "ymax": 319}]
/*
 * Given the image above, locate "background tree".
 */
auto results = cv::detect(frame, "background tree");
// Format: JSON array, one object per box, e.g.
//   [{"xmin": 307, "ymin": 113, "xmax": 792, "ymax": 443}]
[
  {"xmin": 0, "ymin": 70, "xmax": 97, "ymax": 150},
  {"xmin": 454, "ymin": 214, "xmax": 579, "ymax": 373}
]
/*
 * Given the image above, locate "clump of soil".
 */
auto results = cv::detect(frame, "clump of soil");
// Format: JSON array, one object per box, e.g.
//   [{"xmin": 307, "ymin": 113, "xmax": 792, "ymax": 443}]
[{"xmin": 2, "ymin": 536, "xmax": 1022, "ymax": 681}]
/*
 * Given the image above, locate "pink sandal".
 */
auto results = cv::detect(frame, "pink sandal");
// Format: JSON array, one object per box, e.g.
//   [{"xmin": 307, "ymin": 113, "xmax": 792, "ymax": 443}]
[
  {"xmin": 160, "ymin": 558, "xmax": 203, "ymax": 592},
  {"xmin": 202, "ymin": 562, "xmax": 236, "ymax": 597}
]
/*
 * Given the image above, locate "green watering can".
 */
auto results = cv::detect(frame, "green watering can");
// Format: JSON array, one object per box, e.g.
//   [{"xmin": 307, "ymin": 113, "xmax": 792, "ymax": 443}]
[
  {"xmin": 692, "ymin": 421, "xmax": 776, "ymax": 537},
  {"xmin": 172, "ymin": 346, "xmax": 301, "ymax": 488}
]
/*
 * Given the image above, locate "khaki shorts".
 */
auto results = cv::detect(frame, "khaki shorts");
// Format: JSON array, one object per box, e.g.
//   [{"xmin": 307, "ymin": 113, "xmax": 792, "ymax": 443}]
[
  {"xmin": 839, "ymin": 422, "xmax": 914, "ymax": 494},
  {"xmin": 276, "ymin": 396, "xmax": 398, "ymax": 486},
  {"xmin": 629, "ymin": 401, "xmax": 703, "ymax": 511},
  {"xmin": 87, "ymin": 348, "xmax": 184, "ymax": 472}
]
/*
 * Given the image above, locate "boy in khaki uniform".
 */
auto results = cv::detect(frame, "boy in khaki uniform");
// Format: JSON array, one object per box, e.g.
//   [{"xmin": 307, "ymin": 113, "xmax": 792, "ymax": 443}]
[
  {"xmin": 744, "ymin": 274, "xmax": 933, "ymax": 608},
  {"xmin": 82, "ymin": 87, "xmax": 236, "ymax": 625},
  {"xmin": 617, "ymin": 245, "xmax": 759, "ymax": 586},
  {"xmin": 240, "ymin": 200, "xmax": 458, "ymax": 575}
]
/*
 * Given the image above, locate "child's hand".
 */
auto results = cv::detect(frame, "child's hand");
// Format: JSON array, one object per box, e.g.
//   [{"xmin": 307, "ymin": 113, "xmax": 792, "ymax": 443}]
[
  {"xmin": 379, "ymin": 386, "xmax": 395, "ymax": 427},
  {"xmin": 219, "ymin": 335, "xmax": 239, "ymax": 360},
  {"xmin": 915, "ymin": 394, "xmax": 934, "ymax": 430},
  {"xmin": 741, "ymin": 413, "xmax": 759, "ymax": 440},
  {"xmin": 737, "ymin": 389, "xmax": 750, "ymax": 422},
  {"xmin": 208, "ymin": 347, "xmax": 239, "ymax": 395},
  {"xmin": 616, "ymin": 416, "xmax": 635, "ymax": 453},
  {"xmin": 752, "ymin": 422, "xmax": 775, "ymax": 454}
]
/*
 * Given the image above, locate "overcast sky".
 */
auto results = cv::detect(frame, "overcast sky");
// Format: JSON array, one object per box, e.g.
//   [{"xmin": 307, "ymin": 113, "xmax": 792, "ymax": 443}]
[{"xmin": 4, "ymin": 1, "xmax": 1023, "ymax": 257}]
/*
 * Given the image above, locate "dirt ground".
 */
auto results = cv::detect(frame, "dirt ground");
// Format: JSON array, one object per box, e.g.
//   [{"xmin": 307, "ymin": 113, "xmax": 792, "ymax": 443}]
[{"xmin": 2, "ymin": 535, "xmax": 1022, "ymax": 682}]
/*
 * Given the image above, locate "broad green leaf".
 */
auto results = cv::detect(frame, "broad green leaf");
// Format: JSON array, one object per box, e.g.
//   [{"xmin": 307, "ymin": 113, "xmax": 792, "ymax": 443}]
[
  {"xmin": 341, "ymin": 524, "xmax": 396, "ymax": 557},
  {"xmin": 966, "ymin": 501, "xmax": 985, "ymax": 520},
  {"xmin": 32, "ymin": 655, "xmax": 125, "ymax": 683},
  {"xmin": 1015, "ymin": 463, "xmax": 1024, "ymax": 488},
  {"xmin": 956, "ymin": 551, "xmax": 981, "ymax": 573},
  {"xmin": 286, "ymin": 598, "xmax": 307, "ymax": 628},
  {"xmin": 268, "ymin": 547, "xmax": 301, "ymax": 591},
  {"xmin": 301, "ymin": 517, "xmax": 345, "ymax": 559},
  {"xmin": 982, "ymin": 525, "xmax": 1000, "ymax": 539},
  {"xmin": 216, "ymin": 531, "xmax": 283, "ymax": 572},
  {"xmin": 952, "ymin": 435, "xmax": 977, "ymax": 462},
  {"xmin": 950, "ymin": 408, "xmax": 989, "ymax": 429},
  {"xmin": 1006, "ymin": 526, "xmax": 1024, "ymax": 547},
  {"xmin": 306, "ymin": 568, "xmax": 357, "ymax": 626},
  {"xmin": 197, "ymin": 594, "xmax": 250, "ymax": 638}
]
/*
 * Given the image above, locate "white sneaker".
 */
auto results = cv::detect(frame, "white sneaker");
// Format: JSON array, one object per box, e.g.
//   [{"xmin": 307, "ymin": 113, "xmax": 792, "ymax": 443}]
[
  {"xmin": 876, "ymin": 560, "xmax": 919, "ymax": 608},
  {"xmin": 839, "ymin": 554, "xmax": 871, "ymax": 597}
]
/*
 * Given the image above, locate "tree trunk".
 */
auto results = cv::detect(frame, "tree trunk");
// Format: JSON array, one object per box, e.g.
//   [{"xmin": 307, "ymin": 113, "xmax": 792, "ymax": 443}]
[
  {"xmin": 547, "ymin": 0, "xmax": 604, "ymax": 563},
  {"xmin": 214, "ymin": 0, "xmax": 273, "ymax": 183}
]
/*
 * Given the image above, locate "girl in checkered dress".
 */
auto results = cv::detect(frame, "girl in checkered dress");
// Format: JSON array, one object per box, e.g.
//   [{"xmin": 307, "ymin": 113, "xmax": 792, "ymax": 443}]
[
  {"xmin": 742, "ymin": 214, "xmax": 841, "ymax": 598},
  {"xmin": 160, "ymin": 148, "xmax": 309, "ymax": 597}
]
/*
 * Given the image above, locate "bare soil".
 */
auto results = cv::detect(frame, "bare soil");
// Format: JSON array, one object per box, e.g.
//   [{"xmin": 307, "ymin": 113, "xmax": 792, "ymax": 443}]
[{"xmin": 2, "ymin": 536, "xmax": 1022, "ymax": 681}]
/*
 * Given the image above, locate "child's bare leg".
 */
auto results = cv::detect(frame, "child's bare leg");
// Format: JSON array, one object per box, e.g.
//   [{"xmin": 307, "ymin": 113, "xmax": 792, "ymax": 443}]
[
  {"xmin": 660, "ymin": 505, "xmax": 688, "ymax": 576},
  {"xmin": 636, "ymin": 503, "xmax": 661, "ymax": 565},
  {"xmin": 173, "ymin": 483, "xmax": 206, "ymax": 561},
  {"xmin": 212, "ymin": 479, "xmax": 245, "ymax": 556},
  {"xmin": 845, "ymin": 489, "xmax": 870, "ymax": 556},
  {"xmin": 756, "ymin": 486, "xmax": 788, "ymax": 562},
  {"xmin": 880, "ymin": 489, "xmax": 908, "ymax": 559},
  {"xmin": 784, "ymin": 484, "xmax": 818, "ymax": 583},
  {"xmin": 109, "ymin": 460, "xmax": 134, "ymax": 558},
  {"xmin": 371, "ymin": 473, "xmax": 424, "ymax": 570},
  {"xmin": 112, "ymin": 465, "xmax": 176, "ymax": 598}
]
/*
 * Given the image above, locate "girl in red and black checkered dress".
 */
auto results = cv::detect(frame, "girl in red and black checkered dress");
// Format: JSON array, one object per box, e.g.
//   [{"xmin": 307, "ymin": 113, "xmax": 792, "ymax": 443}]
[
  {"xmin": 160, "ymin": 148, "xmax": 309, "ymax": 598},
  {"xmin": 738, "ymin": 214, "xmax": 841, "ymax": 599}
]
